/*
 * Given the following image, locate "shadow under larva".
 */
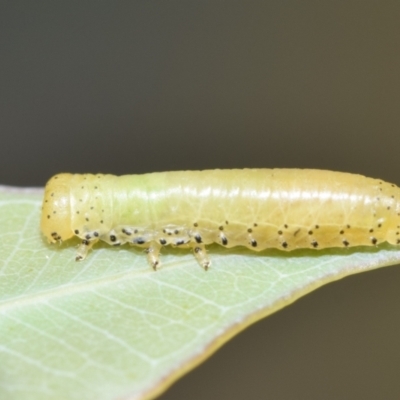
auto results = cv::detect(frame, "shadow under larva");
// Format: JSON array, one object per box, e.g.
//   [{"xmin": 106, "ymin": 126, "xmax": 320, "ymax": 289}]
[{"xmin": 41, "ymin": 168, "xmax": 400, "ymax": 269}]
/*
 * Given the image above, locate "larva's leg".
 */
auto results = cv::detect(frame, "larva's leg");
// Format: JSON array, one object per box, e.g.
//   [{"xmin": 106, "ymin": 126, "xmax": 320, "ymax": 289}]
[
  {"xmin": 75, "ymin": 239, "xmax": 98, "ymax": 261},
  {"xmin": 192, "ymin": 244, "xmax": 211, "ymax": 270},
  {"xmin": 145, "ymin": 242, "xmax": 162, "ymax": 270}
]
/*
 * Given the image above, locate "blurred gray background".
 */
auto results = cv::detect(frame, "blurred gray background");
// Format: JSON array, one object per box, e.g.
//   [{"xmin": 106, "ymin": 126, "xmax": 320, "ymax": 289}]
[{"xmin": 1, "ymin": 2, "xmax": 400, "ymax": 399}]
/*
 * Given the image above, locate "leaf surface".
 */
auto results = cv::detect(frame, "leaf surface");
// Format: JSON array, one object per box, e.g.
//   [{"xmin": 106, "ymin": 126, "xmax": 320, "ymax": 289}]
[{"xmin": 1, "ymin": 187, "xmax": 400, "ymax": 400}]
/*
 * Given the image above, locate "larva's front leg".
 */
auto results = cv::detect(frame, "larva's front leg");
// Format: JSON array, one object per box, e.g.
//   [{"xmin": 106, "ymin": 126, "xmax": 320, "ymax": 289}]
[
  {"xmin": 192, "ymin": 243, "xmax": 211, "ymax": 270},
  {"xmin": 145, "ymin": 242, "xmax": 162, "ymax": 271},
  {"xmin": 75, "ymin": 238, "xmax": 99, "ymax": 261}
]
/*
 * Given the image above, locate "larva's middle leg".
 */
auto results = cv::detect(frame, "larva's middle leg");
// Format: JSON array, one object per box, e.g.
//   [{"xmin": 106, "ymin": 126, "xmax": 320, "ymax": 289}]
[
  {"xmin": 76, "ymin": 238, "xmax": 99, "ymax": 261},
  {"xmin": 145, "ymin": 242, "xmax": 162, "ymax": 271},
  {"xmin": 191, "ymin": 243, "xmax": 211, "ymax": 270}
]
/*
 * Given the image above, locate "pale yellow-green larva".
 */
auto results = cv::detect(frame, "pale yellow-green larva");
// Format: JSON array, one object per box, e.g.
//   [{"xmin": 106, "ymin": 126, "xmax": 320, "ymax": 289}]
[{"xmin": 41, "ymin": 169, "xmax": 400, "ymax": 270}]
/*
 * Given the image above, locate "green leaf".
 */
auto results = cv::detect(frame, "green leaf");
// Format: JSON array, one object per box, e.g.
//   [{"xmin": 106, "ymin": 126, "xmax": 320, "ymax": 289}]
[{"xmin": 1, "ymin": 187, "xmax": 400, "ymax": 400}]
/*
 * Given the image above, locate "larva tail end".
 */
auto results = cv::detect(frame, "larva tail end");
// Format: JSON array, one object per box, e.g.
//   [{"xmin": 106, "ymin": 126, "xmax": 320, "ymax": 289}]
[{"xmin": 41, "ymin": 173, "xmax": 74, "ymax": 244}]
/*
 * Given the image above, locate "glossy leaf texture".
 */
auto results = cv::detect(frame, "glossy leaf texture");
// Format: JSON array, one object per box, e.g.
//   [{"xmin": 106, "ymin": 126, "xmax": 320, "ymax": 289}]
[{"xmin": 1, "ymin": 187, "xmax": 400, "ymax": 400}]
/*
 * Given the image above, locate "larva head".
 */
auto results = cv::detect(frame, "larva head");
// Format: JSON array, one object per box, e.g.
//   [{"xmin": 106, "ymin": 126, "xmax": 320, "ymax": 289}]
[{"xmin": 41, "ymin": 173, "xmax": 74, "ymax": 243}]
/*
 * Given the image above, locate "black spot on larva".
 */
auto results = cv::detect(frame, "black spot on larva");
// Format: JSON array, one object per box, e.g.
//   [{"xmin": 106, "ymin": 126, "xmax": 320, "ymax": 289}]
[
  {"xmin": 76, "ymin": 211, "xmax": 80, "ymax": 214},
  {"xmin": 51, "ymin": 193, "xmax": 54, "ymax": 197},
  {"xmin": 94, "ymin": 232, "xmax": 99, "ymax": 237},
  {"xmin": 195, "ymin": 234, "xmax": 202, "ymax": 243},
  {"xmin": 347, "ymin": 225, "xmax": 351, "ymax": 229},
  {"xmin": 51, "ymin": 232, "xmax": 57, "ymax": 237},
  {"xmin": 311, "ymin": 241, "xmax": 318, "ymax": 248},
  {"xmin": 175, "ymin": 239, "xmax": 185, "ymax": 246},
  {"xmin": 247, "ymin": 228, "xmax": 252, "ymax": 233},
  {"xmin": 90, "ymin": 206, "xmax": 94, "ymax": 210},
  {"xmin": 74, "ymin": 229, "xmax": 79, "ymax": 234},
  {"xmin": 343, "ymin": 240, "xmax": 349, "ymax": 247},
  {"xmin": 340, "ymin": 230, "xmax": 344, "ymax": 235},
  {"xmin": 47, "ymin": 215, "xmax": 50, "ymax": 219},
  {"xmin": 369, "ymin": 229, "xmax": 374, "ymax": 233},
  {"xmin": 85, "ymin": 218, "xmax": 89, "ymax": 222},
  {"xmin": 253, "ymin": 223, "xmax": 258, "ymax": 227},
  {"xmin": 79, "ymin": 199, "xmax": 82, "ymax": 202},
  {"xmin": 221, "ymin": 236, "xmax": 228, "ymax": 245},
  {"xmin": 194, "ymin": 247, "xmax": 201, "ymax": 253},
  {"xmin": 85, "ymin": 234, "xmax": 91, "ymax": 240},
  {"xmin": 163, "ymin": 229, "xmax": 166, "ymax": 233},
  {"xmin": 95, "ymin": 186, "xmax": 98, "ymax": 189},
  {"xmin": 100, "ymin": 220, "xmax": 103, "ymax": 224},
  {"xmin": 168, "ymin": 232, "xmax": 172, "ymax": 236},
  {"xmin": 134, "ymin": 238, "xmax": 145, "ymax": 245},
  {"xmin": 387, "ymin": 206, "xmax": 391, "ymax": 210},
  {"xmin": 160, "ymin": 238, "xmax": 167, "ymax": 245},
  {"xmin": 282, "ymin": 241, "xmax": 288, "ymax": 248},
  {"xmin": 371, "ymin": 237, "xmax": 377, "ymax": 245},
  {"xmin": 219, "ymin": 226, "xmax": 223, "ymax": 231},
  {"xmin": 278, "ymin": 230, "xmax": 283, "ymax": 235},
  {"xmin": 54, "ymin": 176, "xmax": 58, "ymax": 179},
  {"xmin": 378, "ymin": 223, "xmax": 382, "ymax": 228},
  {"xmin": 308, "ymin": 230, "xmax": 313, "ymax": 235},
  {"xmin": 194, "ymin": 222, "xmax": 198, "ymax": 227},
  {"xmin": 110, "ymin": 235, "xmax": 116, "ymax": 242},
  {"xmin": 174, "ymin": 229, "xmax": 179, "ymax": 234},
  {"xmin": 294, "ymin": 229, "xmax": 300, "ymax": 236},
  {"xmin": 82, "ymin": 239, "xmax": 89, "ymax": 246},
  {"xmin": 396, "ymin": 232, "xmax": 399, "ymax": 236},
  {"xmin": 397, "ymin": 239, "xmax": 400, "ymax": 244},
  {"xmin": 53, "ymin": 211, "xmax": 56, "ymax": 214},
  {"xmin": 250, "ymin": 239, "xmax": 257, "ymax": 247},
  {"xmin": 81, "ymin": 186, "xmax": 84, "ymax": 189},
  {"xmin": 113, "ymin": 243, "xmax": 121, "ymax": 247},
  {"xmin": 315, "ymin": 225, "xmax": 319, "ymax": 229},
  {"xmin": 134, "ymin": 229, "xmax": 138, "ymax": 234},
  {"xmin": 391, "ymin": 184, "xmax": 395, "ymax": 187},
  {"xmin": 122, "ymin": 228, "xmax": 131, "ymax": 235},
  {"xmin": 284, "ymin": 224, "xmax": 288, "ymax": 229}
]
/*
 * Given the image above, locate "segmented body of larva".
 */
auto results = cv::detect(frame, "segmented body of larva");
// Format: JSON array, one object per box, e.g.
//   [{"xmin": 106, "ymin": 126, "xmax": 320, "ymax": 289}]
[{"xmin": 41, "ymin": 169, "xmax": 400, "ymax": 269}]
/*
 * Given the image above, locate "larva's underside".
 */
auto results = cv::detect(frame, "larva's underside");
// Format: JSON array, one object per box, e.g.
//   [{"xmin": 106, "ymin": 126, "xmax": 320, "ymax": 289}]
[{"xmin": 41, "ymin": 169, "xmax": 400, "ymax": 270}]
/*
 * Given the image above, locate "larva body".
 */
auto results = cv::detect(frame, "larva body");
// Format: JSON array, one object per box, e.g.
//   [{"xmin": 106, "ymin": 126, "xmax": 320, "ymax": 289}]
[{"xmin": 41, "ymin": 169, "xmax": 400, "ymax": 269}]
